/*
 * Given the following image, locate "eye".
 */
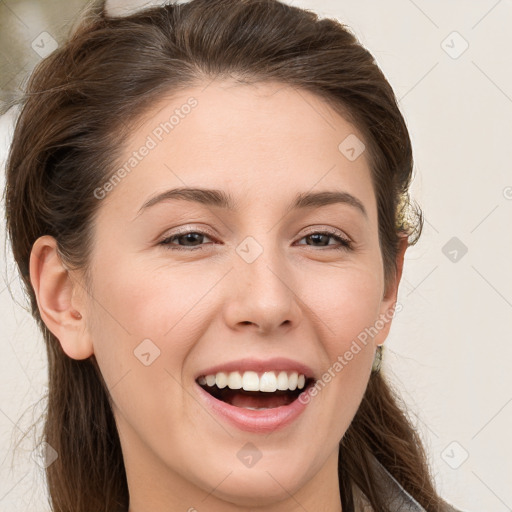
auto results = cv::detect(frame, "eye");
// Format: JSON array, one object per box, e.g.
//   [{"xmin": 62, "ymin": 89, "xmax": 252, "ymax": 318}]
[
  {"xmin": 159, "ymin": 228, "xmax": 352, "ymax": 252},
  {"xmin": 159, "ymin": 229, "xmax": 216, "ymax": 251},
  {"xmin": 295, "ymin": 230, "xmax": 352, "ymax": 251}
]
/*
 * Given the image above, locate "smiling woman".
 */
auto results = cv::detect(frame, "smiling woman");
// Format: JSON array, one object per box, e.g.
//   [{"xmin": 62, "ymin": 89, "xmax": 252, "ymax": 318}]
[{"xmin": 4, "ymin": 0, "xmax": 463, "ymax": 511}]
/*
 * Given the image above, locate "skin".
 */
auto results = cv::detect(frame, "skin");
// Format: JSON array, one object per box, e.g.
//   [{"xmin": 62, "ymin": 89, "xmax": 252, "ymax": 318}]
[{"xmin": 30, "ymin": 80, "xmax": 407, "ymax": 512}]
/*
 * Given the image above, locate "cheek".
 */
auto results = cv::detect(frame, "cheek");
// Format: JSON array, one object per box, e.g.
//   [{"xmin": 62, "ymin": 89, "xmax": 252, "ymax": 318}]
[
  {"xmin": 309, "ymin": 263, "xmax": 383, "ymax": 348},
  {"xmin": 85, "ymin": 265, "xmax": 196, "ymax": 452},
  {"xmin": 300, "ymin": 265, "xmax": 381, "ymax": 428},
  {"xmin": 86, "ymin": 258, "xmax": 219, "ymax": 391},
  {"xmin": 91, "ymin": 253, "xmax": 212, "ymax": 336}
]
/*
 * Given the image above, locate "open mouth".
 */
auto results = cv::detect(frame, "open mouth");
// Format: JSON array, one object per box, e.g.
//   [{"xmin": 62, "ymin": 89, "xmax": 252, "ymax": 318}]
[{"xmin": 197, "ymin": 378, "xmax": 316, "ymax": 409}]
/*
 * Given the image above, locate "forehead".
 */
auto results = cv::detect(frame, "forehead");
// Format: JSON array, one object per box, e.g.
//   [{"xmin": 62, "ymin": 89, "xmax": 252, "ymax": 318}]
[{"xmin": 96, "ymin": 80, "xmax": 376, "ymax": 221}]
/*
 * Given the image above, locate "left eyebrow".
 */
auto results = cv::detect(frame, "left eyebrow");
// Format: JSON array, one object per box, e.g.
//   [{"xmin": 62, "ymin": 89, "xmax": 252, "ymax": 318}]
[{"xmin": 134, "ymin": 187, "xmax": 368, "ymax": 219}]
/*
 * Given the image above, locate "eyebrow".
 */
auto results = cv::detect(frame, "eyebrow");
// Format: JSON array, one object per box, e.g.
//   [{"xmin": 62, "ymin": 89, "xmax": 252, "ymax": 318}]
[{"xmin": 136, "ymin": 187, "xmax": 368, "ymax": 219}]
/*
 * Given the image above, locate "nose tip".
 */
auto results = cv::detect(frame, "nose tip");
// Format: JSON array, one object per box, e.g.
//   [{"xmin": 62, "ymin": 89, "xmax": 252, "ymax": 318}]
[{"xmin": 224, "ymin": 263, "xmax": 300, "ymax": 335}]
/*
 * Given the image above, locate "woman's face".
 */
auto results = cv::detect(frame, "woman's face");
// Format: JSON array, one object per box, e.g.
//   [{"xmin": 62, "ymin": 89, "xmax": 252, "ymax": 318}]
[{"xmin": 59, "ymin": 81, "xmax": 403, "ymax": 510}]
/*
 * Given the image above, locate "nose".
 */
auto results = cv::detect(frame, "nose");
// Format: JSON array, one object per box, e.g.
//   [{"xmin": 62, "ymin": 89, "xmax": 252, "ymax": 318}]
[{"xmin": 222, "ymin": 239, "xmax": 302, "ymax": 336}]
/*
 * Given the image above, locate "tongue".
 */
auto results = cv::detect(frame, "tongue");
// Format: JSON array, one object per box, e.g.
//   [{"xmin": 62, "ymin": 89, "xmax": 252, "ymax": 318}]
[{"xmin": 218, "ymin": 389, "xmax": 297, "ymax": 409}]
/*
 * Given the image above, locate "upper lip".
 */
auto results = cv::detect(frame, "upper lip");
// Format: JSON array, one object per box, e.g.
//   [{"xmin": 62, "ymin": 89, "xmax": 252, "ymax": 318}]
[{"xmin": 195, "ymin": 357, "xmax": 317, "ymax": 381}]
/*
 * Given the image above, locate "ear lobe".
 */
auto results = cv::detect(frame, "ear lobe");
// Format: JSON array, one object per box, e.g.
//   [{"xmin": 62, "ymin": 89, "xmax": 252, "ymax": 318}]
[{"xmin": 29, "ymin": 235, "xmax": 93, "ymax": 360}]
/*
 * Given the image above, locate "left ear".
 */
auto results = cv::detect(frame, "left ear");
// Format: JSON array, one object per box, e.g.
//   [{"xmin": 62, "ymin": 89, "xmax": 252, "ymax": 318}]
[{"xmin": 373, "ymin": 234, "xmax": 409, "ymax": 345}]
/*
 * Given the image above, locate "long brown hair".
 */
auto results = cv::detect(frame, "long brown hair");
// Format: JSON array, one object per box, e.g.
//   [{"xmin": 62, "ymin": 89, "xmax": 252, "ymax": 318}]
[{"xmin": 4, "ymin": 0, "xmax": 445, "ymax": 510}]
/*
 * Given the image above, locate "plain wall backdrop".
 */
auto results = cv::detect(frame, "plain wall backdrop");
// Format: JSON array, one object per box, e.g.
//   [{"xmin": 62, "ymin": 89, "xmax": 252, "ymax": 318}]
[{"xmin": 1, "ymin": 0, "xmax": 511, "ymax": 510}]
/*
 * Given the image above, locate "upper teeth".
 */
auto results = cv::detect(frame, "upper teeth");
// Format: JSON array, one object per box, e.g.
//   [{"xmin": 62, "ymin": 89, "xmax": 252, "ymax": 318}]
[{"xmin": 197, "ymin": 371, "xmax": 307, "ymax": 392}]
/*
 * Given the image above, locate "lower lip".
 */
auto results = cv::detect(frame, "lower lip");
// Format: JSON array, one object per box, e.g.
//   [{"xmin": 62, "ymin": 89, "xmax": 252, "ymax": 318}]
[{"xmin": 196, "ymin": 383, "xmax": 312, "ymax": 433}]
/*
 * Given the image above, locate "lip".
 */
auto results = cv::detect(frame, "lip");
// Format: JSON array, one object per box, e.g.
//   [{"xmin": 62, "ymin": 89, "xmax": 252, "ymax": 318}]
[
  {"xmin": 195, "ymin": 379, "xmax": 313, "ymax": 433},
  {"xmin": 194, "ymin": 357, "xmax": 316, "ymax": 380}
]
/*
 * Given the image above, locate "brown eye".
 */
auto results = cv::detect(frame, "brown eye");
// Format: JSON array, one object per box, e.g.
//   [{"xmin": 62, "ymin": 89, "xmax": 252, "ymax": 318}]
[
  {"xmin": 159, "ymin": 230, "xmax": 215, "ymax": 251},
  {"xmin": 296, "ymin": 231, "xmax": 352, "ymax": 250}
]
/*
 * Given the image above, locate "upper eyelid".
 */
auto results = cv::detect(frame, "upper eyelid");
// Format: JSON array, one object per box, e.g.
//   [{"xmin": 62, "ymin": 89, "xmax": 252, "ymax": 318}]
[
  {"xmin": 161, "ymin": 226, "xmax": 216, "ymax": 240},
  {"xmin": 159, "ymin": 224, "xmax": 350, "ymax": 236}
]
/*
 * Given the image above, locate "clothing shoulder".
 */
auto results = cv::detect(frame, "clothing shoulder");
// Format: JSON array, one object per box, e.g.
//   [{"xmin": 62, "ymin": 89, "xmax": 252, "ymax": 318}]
[{"xmin": 351, "ymin": 454, "xmax": 468, "ymax": 512}]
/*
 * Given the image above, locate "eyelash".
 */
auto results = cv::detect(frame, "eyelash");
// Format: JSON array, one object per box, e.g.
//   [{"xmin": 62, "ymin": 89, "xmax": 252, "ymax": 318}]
[{"xmin": 158, "ymin": 228, "xmax": 353, "ymax": 252}]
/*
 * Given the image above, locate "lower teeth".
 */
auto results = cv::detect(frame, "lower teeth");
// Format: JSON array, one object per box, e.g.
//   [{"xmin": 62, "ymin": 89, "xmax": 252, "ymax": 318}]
[{"xmin": 243, "ymin": 406, "xmax": 271, "ymax": 410}]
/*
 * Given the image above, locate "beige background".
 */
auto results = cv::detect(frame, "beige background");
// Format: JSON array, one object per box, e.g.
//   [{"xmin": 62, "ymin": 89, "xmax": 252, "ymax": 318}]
[{"xmin": 1, "ymin": 0, "xmax": 511, "ymax": 510}]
